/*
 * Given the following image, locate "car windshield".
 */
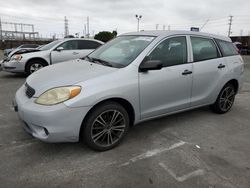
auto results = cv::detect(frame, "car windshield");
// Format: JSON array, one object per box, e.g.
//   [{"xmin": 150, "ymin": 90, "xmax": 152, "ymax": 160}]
[
  {"xmin": 39, "ymin": 40, "xmax": 62, "ymax": 51},
  {"xmin": 87, "ymin": 35, "xmax": 155, "ymax": 68}
]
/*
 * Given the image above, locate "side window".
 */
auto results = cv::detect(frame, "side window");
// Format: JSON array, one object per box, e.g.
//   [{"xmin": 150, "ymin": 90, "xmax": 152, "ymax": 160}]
[
  {"xmin": 148, "ymin": 36, "xmax": 187, "ymax": 67},
  {"xmin": 58, "ymin": 40, "xmax": 78, "ymax": 50},
  {"xmin": 217, "ymin": 40, "xmax": 238, "ymax": 56},
  {"xmin": 77, "ymin": 40, "xmax": 102, "ymax": 49},
  {"xmin": 191, "ymin": 37, "xmax": 219, "ymax": 62}
]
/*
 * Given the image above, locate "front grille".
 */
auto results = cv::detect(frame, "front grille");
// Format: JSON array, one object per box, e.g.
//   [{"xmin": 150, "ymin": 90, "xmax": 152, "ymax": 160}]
[{"xmin": 25, "ymin": 83, "xmax": 35, "ymax": 98}]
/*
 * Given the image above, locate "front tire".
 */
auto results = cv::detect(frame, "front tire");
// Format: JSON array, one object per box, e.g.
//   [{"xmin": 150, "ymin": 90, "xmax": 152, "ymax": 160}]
[
  {"xmin": 26, "ymin": 60, "xmax": 46, "ymax": 75},
  {"xmin": 210, "ymin": 83, "xmax": 236, "ymax": 114},
  {"xmin": 82, "ymin": 102, "xmax": 130, "ymax": 151}
]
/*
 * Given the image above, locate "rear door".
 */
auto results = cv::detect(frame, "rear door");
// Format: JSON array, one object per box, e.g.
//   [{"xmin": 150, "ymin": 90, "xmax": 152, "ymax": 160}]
[{"xmin": 190, "ymin": 36, "xmax": 228, "ymax": 106}]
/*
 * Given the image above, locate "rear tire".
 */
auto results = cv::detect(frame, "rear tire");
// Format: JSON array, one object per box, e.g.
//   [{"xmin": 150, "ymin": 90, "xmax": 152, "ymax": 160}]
[
  {"xmin": 82, "ymin": 102, "xmax": 130, "ymax": 151},
  {"xmin": 210, "ymin": 83, "xmax": 236, "ymax": 114},
  {"xmin": 25, "ymin": 60, "xmax": 46, "ymax": 75}
]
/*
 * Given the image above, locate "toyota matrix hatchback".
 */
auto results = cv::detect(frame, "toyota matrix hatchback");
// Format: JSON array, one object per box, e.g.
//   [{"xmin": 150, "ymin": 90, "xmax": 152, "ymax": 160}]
[{"xmin": 14, "ymin": 31, "xmax": 244, "ymax": 151}]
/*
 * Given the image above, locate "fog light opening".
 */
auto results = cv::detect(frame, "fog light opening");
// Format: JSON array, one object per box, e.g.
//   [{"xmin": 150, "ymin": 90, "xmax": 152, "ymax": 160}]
[{"xmin": 44, "ymin": 128, "xmax": 49, "ymax": 136}]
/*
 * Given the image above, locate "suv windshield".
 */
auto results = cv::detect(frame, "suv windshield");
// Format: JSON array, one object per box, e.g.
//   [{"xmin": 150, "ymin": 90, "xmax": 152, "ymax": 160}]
[
  {"xmin": 40, "ymin": 40, "xmax": 62, "ymax": 51},
  {"xmin": 87, "ymin": 35, "xmax": 155, "ymax": 68}
]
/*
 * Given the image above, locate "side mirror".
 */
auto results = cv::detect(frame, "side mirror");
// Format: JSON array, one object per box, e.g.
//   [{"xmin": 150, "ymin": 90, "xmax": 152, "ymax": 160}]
[
  {"xmin": 56, "ymin": 47, "xmax": 64, "ymax": 51},
  {"xmin": 139, "ymin": 58, "xmax": 163, "ymax": 72}
]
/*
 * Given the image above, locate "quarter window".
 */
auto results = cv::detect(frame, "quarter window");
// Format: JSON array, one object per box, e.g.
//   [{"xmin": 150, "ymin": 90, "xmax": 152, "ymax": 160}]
[
  {"xmin": 191, "ymin": 37, "xmax": 219, "ymax": 62},
  {"xmin": 217, "ymin": 40, "xmax": 238, "ymax": 56},
  {"xmin": 148, "ymin": 36, "xmax": 187, "ymax": 67}
]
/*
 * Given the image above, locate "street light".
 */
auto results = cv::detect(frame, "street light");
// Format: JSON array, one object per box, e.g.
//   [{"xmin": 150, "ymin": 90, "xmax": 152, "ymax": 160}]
[{"xmin": 135, "ymin": 14, "xmax": 142, "ymax": 32}]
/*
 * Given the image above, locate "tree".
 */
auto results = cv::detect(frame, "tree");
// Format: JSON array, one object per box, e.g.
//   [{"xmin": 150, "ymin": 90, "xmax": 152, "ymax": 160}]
[{"xmin": 94, "ymin": 31, "xmax": 117, "ymax": 42}]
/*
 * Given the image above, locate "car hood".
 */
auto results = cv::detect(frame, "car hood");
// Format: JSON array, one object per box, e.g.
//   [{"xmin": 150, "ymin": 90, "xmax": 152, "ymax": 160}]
[
  {"xmin": 20, "ymin": 49, "xmax": 50, "ymax": 59},
  {"xmin": 26, "ymin": 59, "xmax": 117, "ymax": 97}
]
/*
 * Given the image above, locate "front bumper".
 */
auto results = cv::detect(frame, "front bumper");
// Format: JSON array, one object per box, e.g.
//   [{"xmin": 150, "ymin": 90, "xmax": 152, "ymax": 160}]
[
  {"xmin": 2, "ymin": 60, "xmax": 26, "ymax": 73},
  {"xmin": 15, "ymin": 85, "xmax": 92, "ymax": 143},
  {"xmin": 0, "ymin": 60, "xmax": 3, "ymax": 71}
]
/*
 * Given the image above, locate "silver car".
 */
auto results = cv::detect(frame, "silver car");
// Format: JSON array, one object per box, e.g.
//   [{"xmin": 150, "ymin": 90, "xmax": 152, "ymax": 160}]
[
  {"xmin": 14, "ymin": 31, "xmax": 244, "ymax": 151},
  {"xmin": 2, "ymin": 38, "xmax": 103, "ymax": 75}
]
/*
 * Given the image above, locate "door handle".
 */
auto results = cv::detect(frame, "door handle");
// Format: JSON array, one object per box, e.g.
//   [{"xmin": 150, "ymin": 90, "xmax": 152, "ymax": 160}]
[
  {"xmin": 218, "ymin": 64, "xmax": 225, "ymax": 69},
  {"xmin": 72, "ymin": 52, "xmax": 79, "ymax": 55},
  {"xmin": 182, "ymin": 70, "xmax": 192, "ymax": 75}
]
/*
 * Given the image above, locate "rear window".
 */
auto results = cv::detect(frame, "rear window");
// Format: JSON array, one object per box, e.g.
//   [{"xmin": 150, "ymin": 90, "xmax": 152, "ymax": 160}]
[
  {"xmin": 191, "ymin": 37, "xmax": 219, "ymax": 62},
  {"xmin": 77, "ymin": 40, "xmax": 102, "ymax": 49},
  {"xmin": 217, "ymin": 40, "xmax": 238, "ymax": 56}
]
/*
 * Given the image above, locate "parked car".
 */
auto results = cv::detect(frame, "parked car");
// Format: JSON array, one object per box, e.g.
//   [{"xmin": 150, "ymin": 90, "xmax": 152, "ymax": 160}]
[
  {"xmin": 2, "ymin": 38, "xmax": 104, "ymax": 75},
  {"xmin": 14, "ymin": 31, "xmax": 244, "ymax": 151},
  {"xmin": 1, "ymin": 48, "xmax": 41, "ymax": 71},
  {"xmin": 3, "ymin": 44, "xmax": 40, "ymax": 56},
  {"xmin": 240, "ymin": 45, "xmax": 250, "ymax": 55},
  {"xmin": 233, "ymin": 42, "xmax": 241, "ymax": 53}
]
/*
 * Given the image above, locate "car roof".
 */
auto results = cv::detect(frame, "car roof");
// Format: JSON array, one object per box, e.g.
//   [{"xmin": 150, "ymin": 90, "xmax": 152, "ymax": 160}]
[
  {"xmin": 121, "ymin": 30, "xmax": 231, "ymax": 42},
  {"xmin": 61, "ymin": 38, "xmax": 104, "ymax": 44}
]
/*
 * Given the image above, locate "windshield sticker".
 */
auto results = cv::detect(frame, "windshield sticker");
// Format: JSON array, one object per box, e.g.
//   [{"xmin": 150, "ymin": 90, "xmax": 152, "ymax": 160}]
[{"xmin": 133, "ymin": 36, "xmax": 155, "ymax": 41}]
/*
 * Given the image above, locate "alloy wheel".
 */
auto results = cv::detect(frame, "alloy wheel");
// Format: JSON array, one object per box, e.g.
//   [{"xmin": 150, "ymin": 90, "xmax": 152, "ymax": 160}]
[
  {"xmin": 219, "ymin": 86, "xmax": 235, "ymax": 112},
  {"xmin": 30, "ymin": 63, "xmax": 43, "ymax": 73},
  {"xmin": 91, "ymin": 110, "xmax": 126, "ymax": 147}
]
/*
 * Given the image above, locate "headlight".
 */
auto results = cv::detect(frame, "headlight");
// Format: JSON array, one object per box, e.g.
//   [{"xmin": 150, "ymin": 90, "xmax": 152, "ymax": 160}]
[
  {"xmin": 35, "ymin": 86, "xmax": 81, "ymax": 105},
  {"xmin": 11, "ymin": 54, "xmax": 22, "ymax": 61}
]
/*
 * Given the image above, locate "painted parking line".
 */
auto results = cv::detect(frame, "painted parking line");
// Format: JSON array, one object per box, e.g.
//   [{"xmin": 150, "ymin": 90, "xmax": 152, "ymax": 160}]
[
  {"xmin": 159, "ymin": 162, "xmax": 205, "ymax": 182},
  {"xmin": 120, "ymin": 140, "xmax": 186, "ymax": 167}
]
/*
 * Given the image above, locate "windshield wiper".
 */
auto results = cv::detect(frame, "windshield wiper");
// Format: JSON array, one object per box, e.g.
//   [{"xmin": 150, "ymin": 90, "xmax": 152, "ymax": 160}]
[
  {"xmin": 91, "ymin": 58, "xmax": 114, "ymax": 67},
  {"xmin": 83, "ymin": 55, "xmax": 93, "ymax": 62},
  {"xmin": 83, "ymin": 56, "xmax": 114, "ymax": 67}
]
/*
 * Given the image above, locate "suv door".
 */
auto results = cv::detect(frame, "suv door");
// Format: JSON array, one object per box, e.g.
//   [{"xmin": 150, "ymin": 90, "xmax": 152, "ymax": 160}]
[
  {"xmin": 51, "ymin": 40, "xmax": 79, "ymax": 64},
  {"xmin": 189, "ymin": 36, "xmax": 228, "ymax": 106},
  {"xmin": 139, "ymin": 36, "xmax": 193, "ymax": 119}
]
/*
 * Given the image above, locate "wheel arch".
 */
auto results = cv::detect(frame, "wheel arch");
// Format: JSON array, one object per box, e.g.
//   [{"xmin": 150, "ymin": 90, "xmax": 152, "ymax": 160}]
[
  {"xmin": 226, "ymin": 79, "xmax": 239, "ymax": 93},
  {"xmin": 25, "ymin": 58, "xmax": 49, "ymax": 73},
  {"xmin": 79, "ymin": 97, "xmax": 135, "ymax": 140}
]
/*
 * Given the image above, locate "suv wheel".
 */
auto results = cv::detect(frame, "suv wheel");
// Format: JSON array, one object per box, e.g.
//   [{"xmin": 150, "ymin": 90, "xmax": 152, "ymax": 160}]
[
  {"xmin": 210, "ymin": 83, "xmax": 236, "ymax": 114},
  {"xmin": 82, "ymin": 102, "xmax": 130, "ymax": 151},
  {"xmin": 26, "ymin": 60, "xmax": 46, "ymax": 75}
]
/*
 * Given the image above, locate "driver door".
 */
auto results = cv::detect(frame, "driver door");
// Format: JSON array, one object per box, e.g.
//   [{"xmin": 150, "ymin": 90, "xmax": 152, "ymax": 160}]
[
  {"xmin": 51, "ymin": 40, "xmax": 80, "ymax": 64},
  {"xmin": 139, "ymin": 36, "xmax": 193, "ymax": 119}
]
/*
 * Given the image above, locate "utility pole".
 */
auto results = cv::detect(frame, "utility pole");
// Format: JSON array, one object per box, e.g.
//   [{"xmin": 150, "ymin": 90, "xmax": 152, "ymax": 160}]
[
  {"xmin": 228, "ymin": 15, "xmax": 233, "ymax": 37},
  {"xmin": 163, "ymin": 25, "xmax": 166, "ymax": 30},
  {"xmin": 0, "ymin": 17, "xmax": 2, "ymax": 41},
  {"xmin": 86, "ymin": 16, "xmax": 90, "ymax": 38},
  {"xmin": 135, "ymin": 15, "xmax": 142, "ymax": 32},
  {"xmin": 84, "ymin": 24, "xmax": 86, "ymax": 37},
  {"xmin": 240, "ymin": 29, "xmax": 243, "ymax": 36},
  {"xmin": 156, "ymin": 24, "xmax": 159, "ymax": 30},
  {"xmin": 64, "ymin": 16, "xmax": 69, "ymax": 37}
]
